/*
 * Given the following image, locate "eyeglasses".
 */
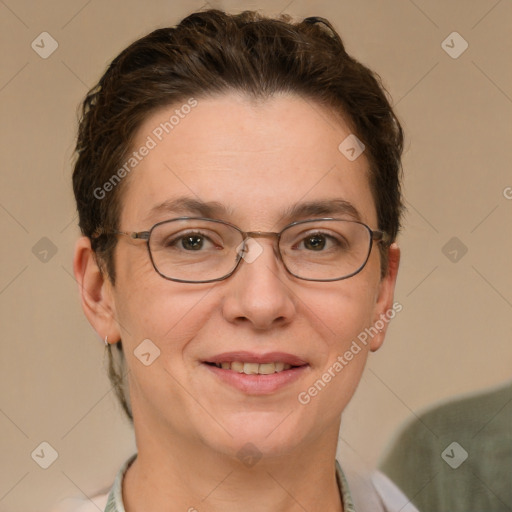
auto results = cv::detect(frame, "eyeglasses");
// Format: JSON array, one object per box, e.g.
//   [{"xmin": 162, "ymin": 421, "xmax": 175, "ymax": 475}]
[{"xmin": 94, "ymin": 217, "xmax": 390, "ymax": 283}]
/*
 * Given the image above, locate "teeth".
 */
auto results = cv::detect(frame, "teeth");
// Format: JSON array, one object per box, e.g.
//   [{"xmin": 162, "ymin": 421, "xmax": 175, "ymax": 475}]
[
  {"xmin": 258, "ymin": 363, "xmax": 276, "ymax": 375},
  {"xmin": 230, "ymin": 361, "xmax": 244, "ymax": 372},
  {"xmin": 275, "ymin": 362, "xmax": 285, "ymax": 372},
  {"xmin": 243, "ymin": 362, "xmax": 260, "ymax": 375},
  {"xmin": 212, "ymin": 361, "xmax": 296, "ymax": 374}
]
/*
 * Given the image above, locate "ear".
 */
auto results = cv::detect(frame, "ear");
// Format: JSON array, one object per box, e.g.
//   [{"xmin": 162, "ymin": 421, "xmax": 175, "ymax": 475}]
[
  {"xmin": 369, "ymin": 242, "xmax": 401, "ymax": 352},
  {"xmin": 73, "ymin": 236, "xmax": 120, "ymax": 344}
]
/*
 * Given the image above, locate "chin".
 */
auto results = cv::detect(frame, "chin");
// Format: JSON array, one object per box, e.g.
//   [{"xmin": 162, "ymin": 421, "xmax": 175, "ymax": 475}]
[{"xmin": 197, "ymin": 411, "xmax": 309, "ymax": 461}]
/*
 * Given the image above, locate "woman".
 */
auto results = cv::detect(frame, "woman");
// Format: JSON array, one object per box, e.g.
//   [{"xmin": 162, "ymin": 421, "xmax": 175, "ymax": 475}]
[{"xmin": 69, "ymin": 9, "xmax": 412, "ymax": 511}]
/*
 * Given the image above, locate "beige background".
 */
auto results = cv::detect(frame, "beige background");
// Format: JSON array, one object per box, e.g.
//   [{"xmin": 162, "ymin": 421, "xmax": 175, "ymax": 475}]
[{"xmin": 1, "ymin": 0, "xmax": 511, "ymax": 510}]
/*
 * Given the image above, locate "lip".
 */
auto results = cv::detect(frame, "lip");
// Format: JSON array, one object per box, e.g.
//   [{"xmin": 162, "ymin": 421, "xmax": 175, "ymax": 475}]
[
  {"xmin": 204, "ymin": 351, "xmax": 308, "ymax": 366},
  {"xmin": 203, "ymin": 362, "xmax": 309, "ymax": 395}
]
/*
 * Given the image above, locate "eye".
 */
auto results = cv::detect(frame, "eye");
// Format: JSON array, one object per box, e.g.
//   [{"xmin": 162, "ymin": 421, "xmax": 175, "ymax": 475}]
[
  {"xmin": 294, "ymin": 231, "xmax": 348, "ymax": 252},
  {"xmin": 303, "ymin": 234, "xmax": 328, "ymax": 251},
  {"xmin": 180, "ymin": 234, "xmax": 207, "ymax": 251},
  {"xmin": 164, "ymin": 231, "xmax": 221, "ymax": 251}
]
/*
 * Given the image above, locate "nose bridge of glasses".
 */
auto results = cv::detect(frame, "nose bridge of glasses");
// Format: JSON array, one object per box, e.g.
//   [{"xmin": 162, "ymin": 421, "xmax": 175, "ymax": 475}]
[
  {"xmin": 244, "ymin": 231, "xmax": 280, "ymax": 240},
  {"xmin": 240, "ymin": 231, "xmax": 282, "ymax": 262}
]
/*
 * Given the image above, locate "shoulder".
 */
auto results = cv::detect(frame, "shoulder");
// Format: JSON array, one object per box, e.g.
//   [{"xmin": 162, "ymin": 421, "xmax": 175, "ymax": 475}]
[
  {"xmin": 370, "ymin": 470, "xmax": 420, "ymax": 512},
  {"xmin": 340, "ymin": 463, "xmax": 419, "ymax": 512},
  {"xmin": 50, "ymin": 492, "xmax": 109, "ymax": 512},
  {"xmin": 379, "ymin": 383, "xmax": 512, "ymax": 510},
  {"xmin": 413, "ymin": 382, "xmax": 510, "ymax": 437},
  {"xmin": 382, "ymin": 382, "xmax": 512, "ymax": 461},
  {"xmin": 49, "ymin": 455, "xmax": 138, "ymax": 512}
]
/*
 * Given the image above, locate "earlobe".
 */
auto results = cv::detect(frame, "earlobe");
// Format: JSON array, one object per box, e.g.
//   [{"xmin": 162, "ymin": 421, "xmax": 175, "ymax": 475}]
[
  {"xmin": 369, "ymin": 243, "xmax": 401, "ymax": 352},
  {"xmin": 73, "ymin": 236, "xmax": 120, "ymax": 343}
]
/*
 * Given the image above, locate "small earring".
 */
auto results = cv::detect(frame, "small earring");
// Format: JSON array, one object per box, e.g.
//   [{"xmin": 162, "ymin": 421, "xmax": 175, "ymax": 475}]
[{"xmin": 104, "ymin": 335, "xmax": 109, "ymax": 346}]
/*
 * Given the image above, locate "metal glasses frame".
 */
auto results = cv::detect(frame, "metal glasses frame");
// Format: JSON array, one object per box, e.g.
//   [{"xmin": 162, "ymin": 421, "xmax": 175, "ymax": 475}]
[{"xmin": 93, "ymin": 216, "xmax": 391, "ymax": 284}]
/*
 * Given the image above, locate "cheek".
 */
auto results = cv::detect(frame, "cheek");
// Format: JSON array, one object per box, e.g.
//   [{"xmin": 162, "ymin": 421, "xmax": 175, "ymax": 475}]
[
  {"xmin": 114, "ymin": 280, "xmax": 219, "ymax": 418},
  {"xmin": 296, "ymin": 284, "xmax": 377, "ymax": 421},
  {"xmin": 116, "ymin": 282, "xmax": 214, "ymax": 349},
  {"xmin": 300, "ymin": 277, "xmax": 378, "ymax": 349},
  {"xmin": 112, "ymin": 244, "xmax": 210, "ymax": 349}
]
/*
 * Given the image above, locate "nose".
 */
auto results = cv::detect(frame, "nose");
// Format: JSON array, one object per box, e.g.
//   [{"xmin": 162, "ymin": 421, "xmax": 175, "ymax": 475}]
[{"xmin": 221, "ymin": 237, "xmax": 297, "ymax": 330}]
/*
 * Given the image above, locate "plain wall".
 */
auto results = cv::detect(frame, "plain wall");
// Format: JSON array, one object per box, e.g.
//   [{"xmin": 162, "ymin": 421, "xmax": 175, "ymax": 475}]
[{"xmin": 1, "ymin": 0, "xmax": 511, "ymax": 510}]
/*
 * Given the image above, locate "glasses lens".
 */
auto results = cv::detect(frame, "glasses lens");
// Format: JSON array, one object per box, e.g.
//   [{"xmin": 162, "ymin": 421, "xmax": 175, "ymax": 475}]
[
  {"xmin": 280, "ymin": 220, "xmax": 372, "ymax": 280},
  {"xmin": 149, "ymin": 219, "xmax": 243, "ymax": 282}
]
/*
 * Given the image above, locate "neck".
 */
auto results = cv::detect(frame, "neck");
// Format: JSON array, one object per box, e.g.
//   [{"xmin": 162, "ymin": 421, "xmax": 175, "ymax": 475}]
[{"xmin": 123, "ymin": 418, "xmax": 344, "ymax": 512}]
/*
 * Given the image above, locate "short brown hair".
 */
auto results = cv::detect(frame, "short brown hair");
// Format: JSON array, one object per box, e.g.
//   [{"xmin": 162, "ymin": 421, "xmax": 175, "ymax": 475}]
[{"xmin": 72, "ymin": 9, "xmax": 404, "ymax": 421}]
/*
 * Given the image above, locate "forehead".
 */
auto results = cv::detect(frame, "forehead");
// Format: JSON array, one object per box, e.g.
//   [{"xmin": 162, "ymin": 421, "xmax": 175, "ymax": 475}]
[{"xmin": 119, "ymin": 92, "xmax": 376, "ymax": 229}]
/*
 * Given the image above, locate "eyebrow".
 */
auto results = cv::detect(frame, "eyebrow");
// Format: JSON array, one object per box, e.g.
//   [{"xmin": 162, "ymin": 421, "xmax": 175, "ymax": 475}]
[
  {"xmin": 143, "ymin": 197, "xmax": 362, "ymax": 225},
  {"xmin": 281, "ymin": 198, "xmax": 361, "ymax": 223},
  {"xmin": 144, "ymin": 197, "xmax": 234, "ymax": 222}
]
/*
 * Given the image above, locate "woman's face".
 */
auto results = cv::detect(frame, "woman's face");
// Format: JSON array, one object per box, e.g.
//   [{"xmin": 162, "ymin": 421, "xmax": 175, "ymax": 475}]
[{"xmin": 102, "ymin": 92, "xmax": 399, "ymax": 458}]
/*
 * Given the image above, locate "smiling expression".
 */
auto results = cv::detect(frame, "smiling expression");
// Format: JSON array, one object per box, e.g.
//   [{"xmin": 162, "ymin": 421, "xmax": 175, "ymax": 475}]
[{"xmin": 103, "ymin": 91, "xmax": 398, "ymax": 458}]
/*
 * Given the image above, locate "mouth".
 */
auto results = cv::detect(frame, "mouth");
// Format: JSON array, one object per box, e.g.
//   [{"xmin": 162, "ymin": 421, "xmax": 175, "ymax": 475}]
[
  {"xmin": 201, "ymin": 352, "xmax": 310, "ymax": 394},
  {"xmin": 203, "ymin": 361, "xmax": 304, "ymax": 374}
]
